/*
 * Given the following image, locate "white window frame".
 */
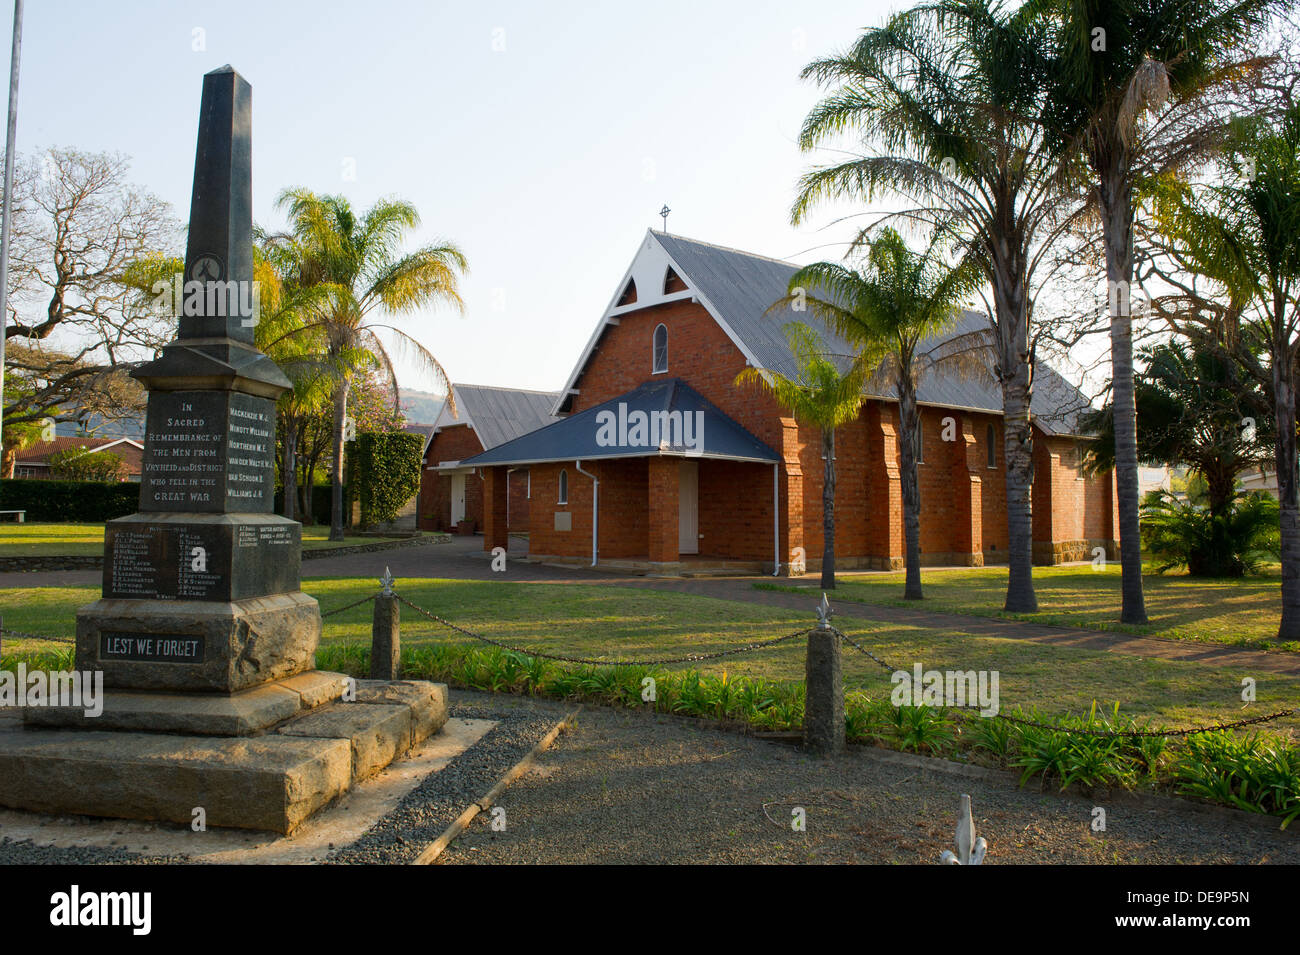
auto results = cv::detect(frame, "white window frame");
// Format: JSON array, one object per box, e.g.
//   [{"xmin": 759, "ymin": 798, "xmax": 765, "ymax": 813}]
[
  {"xmin": 558, "ymin": 468, "xmax": 568, "ymax": 505},
  {"xmin": 652, "ymin": 323, "xmax": 668, "ymax": 374}
]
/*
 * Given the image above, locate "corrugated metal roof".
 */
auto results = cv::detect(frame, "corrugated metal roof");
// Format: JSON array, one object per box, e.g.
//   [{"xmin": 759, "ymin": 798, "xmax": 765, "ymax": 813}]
[
  {"xmin": 463, "ymin": 377, "xmax": 780, "ymax": 467},
  {"xmin": 401, "ymin": 423, "xmax": 436, "ymax": 456},
  {"xmin": 654, "ymin": 232, "xmax": 1093, "ymax": 437},
  {"xmin": 454, "ymin": 384, "xmax": 562, "ymax": 450}
]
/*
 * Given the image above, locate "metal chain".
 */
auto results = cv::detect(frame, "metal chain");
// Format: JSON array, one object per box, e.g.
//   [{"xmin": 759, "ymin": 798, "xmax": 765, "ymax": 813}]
[
  {"xmin": 319, "ymin": 594, "xmax": 378, "ymax": 618},
  {"xmin": 395, "ymin": 593, "xmax": 811, "ymax": 667},
  {"xmin": 833, "ymin": 626, "xmax": 1298, "ymax": 739},
  {"xmin": 0, "ymin": 627, "xmax": 75, "ymax": 645}
]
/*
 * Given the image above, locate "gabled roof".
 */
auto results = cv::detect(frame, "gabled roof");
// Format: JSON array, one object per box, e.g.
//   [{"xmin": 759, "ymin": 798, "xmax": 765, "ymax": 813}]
[
  {"xmin": 464, "ymin": 377, "xmax": 780, "ymax": 467},
  {"xmin": 16, "ymin": 436, "xmax": 144, "ymax": 466},
  {"xmin": 402, "ymin": 423, "xmax": 436, "ymax": 456},
  {"xmin": 554, "ymin": 230, "xmax": 1096, "ymax": 437},
  {"xmin": 434, "ymin": 383, "xmax": 562, "ymax": 452}
]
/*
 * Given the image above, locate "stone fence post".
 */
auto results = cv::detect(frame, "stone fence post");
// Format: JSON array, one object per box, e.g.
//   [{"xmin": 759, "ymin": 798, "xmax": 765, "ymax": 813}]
[
  {"xmin": 803, "ymin": 594, "xmax": 844, "ymax": 755},
  {"xmin": 370, "ymin": 568, "xmax": 400, "ymax": 680}
]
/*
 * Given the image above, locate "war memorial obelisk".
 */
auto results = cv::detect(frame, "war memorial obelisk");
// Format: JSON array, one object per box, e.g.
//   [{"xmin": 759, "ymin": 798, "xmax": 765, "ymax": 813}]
[
  {"xmin": 0, "ymin": 67, "xmax": 447, "ymax": 835},
  {"xmin": 80, "ymin": 65, "xmax": 320, "ymax": 692}
]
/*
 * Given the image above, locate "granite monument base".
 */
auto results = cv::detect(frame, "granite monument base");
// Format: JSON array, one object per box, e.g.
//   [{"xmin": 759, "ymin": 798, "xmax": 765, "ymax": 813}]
[
  {"xmin": 76, "ymin": 591, "xmax": 321, "ymax": 693},
  {"xmin": 0, "ymin": 678, "xmax": 449, "ymax": 834}
]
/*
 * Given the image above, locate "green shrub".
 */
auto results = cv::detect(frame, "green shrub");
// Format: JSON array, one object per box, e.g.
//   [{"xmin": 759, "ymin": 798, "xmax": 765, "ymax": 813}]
[
  {"xmin": 349, "ymin": 431, "xmax": 423, "ymax": 527},
  {"xmin": 1141, "ymin": 490, "xmax": 1279, "ymax": 577},
  {"xmin": 46, "ymin": 447, "xmax": 126, "ymax": 482},
  {"xmin": 0, "ymin": 478, "xmax": 138, "ymax": 522},
  {"xmin": 1175, "ymin": 732, "xmax": 1300, "ymax": 826}
]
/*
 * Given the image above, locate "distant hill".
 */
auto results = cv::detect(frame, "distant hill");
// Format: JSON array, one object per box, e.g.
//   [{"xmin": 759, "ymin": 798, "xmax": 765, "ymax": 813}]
[{"xmin": 399, "ymin": 388, "xmax": 445, "ymax": 425}]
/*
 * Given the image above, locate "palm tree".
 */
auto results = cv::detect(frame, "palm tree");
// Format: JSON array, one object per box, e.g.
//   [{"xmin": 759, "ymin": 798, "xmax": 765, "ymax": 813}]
[
  {"xmin": 736, "ymin": 324, "xmax": 867, "ymax": 589},
  {"xmin": 1150, "ymin": 103, "xmax": 1300, "ymax": 637},
  {"xmin": 249, "ymin": 249, "xmax": 336, "ymax": 523},
  {"xmin": 780, "ymin": 229, "xmax": 983, "ymax": 599},
  {"xmin": 269, "ymin": 190, "xmax": 467, "ymax": 540},
  {"xmin": 1081, "ymin": 338, "xmax": 1274, "ymax": 522},
  {"xmin": 1030, "ymin": 0, "xmax": 1283, "ymax": 624},
  {"xmin": 793, "ymin": 0, "xmax": 1080, "ymax": 612}
]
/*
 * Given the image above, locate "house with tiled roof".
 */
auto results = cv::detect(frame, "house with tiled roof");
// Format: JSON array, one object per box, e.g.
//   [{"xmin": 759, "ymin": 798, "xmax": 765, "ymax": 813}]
[
  {"xmin": 13, "ymin": 436, "xmax": 144, "ymax": 482},
  {"xmin": 417, "ymin": 384, "xmax": 561, "ymax": 533},
  {"xmin": 462, "ymin": 231, "xmax": 1118, "ymax": 573}
]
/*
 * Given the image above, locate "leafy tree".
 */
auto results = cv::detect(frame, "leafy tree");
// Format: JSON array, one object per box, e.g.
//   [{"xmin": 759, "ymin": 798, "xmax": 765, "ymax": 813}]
[
  {"xmin": 1031, "ymin": 0, "xmax": 1284, "ymax": 623},
  {"xmin": 267, "ymin": 190, "xmax": 466, "ymax": 540},
  {"xmin": 2, "ymin": 148, "xmax": 178, "ymax": 451},
  {"xmin": 1150, "ymin": 102, "xmax": 1300, "ymax": 637},
  {"xmin": 1082, "ymin": 338, "xmax": 1274, "ymax": 519},
  {"xmin": 793, "ymin": 0, "xmax": 1078, "ymax": 612},
  {"xmin": 736, "ymin": 324, "xmax": 867, "ymax": 588},
  {"xmin": 1141, "ymin": 489, "xmax": 1279, "ymax": 577},
  {"xmin": 780, "ymin": 228, "xmax": 982, "ymax": 599},
  {"xmin": 47, "ymin": 446, "xmax": 125, "ymax": 482}
]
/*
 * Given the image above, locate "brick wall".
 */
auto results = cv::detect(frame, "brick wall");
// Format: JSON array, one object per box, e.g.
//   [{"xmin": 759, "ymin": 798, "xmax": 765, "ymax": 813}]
[
  {"xmin": 507, "ymin": 468, "xmax": 532, "ymax": 533},
  {"xmin": 506, "ymin": 296, "xmax": 1117, "ymax": 569},
  {"xmin": 417, "ymin": 425, "xmax": 483, "ymax": 531}
]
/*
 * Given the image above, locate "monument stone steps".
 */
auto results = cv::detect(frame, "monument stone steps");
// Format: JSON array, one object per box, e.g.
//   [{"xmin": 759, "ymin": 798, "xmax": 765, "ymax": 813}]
[{"xmin": 0, "ymin": 681, "xmax": 449, "ymax": 834}]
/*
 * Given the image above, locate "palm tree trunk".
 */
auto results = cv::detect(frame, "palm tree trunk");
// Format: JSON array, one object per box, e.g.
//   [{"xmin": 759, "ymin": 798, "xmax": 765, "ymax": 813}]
[
  {"xmin": 991, "ymin": 254, "xmax": 1037, "ymax": 613},
  {"xmin": 821, "ymin": 427, "xmax": 836, "ymax": 590},
  {"xmin": 1101, "ymin": 168, "xmax": 1149, "ymax": 625},
  {"xmin": 282, "ymin": 418, "xmax": 298, "ymax": 522},
  {"xmin": 897, "ymin": 381, "xmax": 923, "ymax": 600},
  {"xmin": 1001, "ymin": 364, "xmax": 1037, "ymax": 612},
  {"xmin": 1273, "ymin": 310, "xmax": 1300, "ymax": 640},
  {"xmin": 329, "ymin": 380, "xmax": 350, "ymax": 542}
]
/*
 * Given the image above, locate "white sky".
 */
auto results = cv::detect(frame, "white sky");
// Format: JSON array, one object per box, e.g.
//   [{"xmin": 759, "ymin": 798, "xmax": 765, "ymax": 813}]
[{"xmin": 16, "ymin": 0, "xmax": 905, "ymax": 396}]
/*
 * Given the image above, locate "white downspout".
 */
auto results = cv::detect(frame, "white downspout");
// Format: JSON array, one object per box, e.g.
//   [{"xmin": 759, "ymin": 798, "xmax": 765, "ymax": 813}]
[
  {"xmin": 574, "ymin": 459, "xmax": 598, "ymax": 567},
  {"xmin": 772, "ymin": 463, "xmax": 780, "ymax": 576},
  {"xmin": 505, "ymin": 466, "xmax": 519, "ymax": 531}
]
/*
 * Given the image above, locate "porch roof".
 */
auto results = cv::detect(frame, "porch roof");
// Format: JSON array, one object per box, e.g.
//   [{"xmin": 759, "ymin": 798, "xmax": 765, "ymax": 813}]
[{"xmin": 462, "ymin": 377, "xmax": 780, "ymax": 467}]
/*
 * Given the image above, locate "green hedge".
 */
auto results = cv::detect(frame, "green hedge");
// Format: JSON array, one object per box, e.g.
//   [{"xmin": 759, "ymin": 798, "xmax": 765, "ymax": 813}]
[
  {"xmin": 350, "ymin": 432, "xmax": 422, "ymax": 527},
  {"xmin": 0, "ymin": 478, "xmax": 139, "ymax": 522}
]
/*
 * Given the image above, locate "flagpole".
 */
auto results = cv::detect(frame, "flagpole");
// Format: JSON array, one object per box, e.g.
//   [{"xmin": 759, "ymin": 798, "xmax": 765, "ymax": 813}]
[{"xmin": 0, "ymin": 0, "xmax": 23, "ymax": 478}]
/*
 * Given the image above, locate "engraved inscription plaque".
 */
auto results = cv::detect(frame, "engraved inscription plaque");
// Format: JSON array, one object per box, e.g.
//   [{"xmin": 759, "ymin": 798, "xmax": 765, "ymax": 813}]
[
  {"xmin": 139, "ymin": 390, "xmax": 276, "ymax": 514},
  {"xmin": 100, "ymin": 631, "xmax": 206, "ymax": 664}
]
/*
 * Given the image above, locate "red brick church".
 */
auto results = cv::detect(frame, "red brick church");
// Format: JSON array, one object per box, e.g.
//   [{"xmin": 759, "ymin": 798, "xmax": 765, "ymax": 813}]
[{"xmin": 445, "ymin": 230, "xmax": 1117, "ymax": 575}]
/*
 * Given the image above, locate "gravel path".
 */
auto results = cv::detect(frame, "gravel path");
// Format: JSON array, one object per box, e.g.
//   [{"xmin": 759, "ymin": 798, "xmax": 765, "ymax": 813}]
[
  {"xmin": 440, "ymin": 700, "xmax": 1300, "ymax": 865},
  {"xmin": 329, "ymin": 692, "xmax": 567, "ymax": 864},
  {"xmin": 1, "ymin": 690, "xmax": 1295, "ymax": 865}
]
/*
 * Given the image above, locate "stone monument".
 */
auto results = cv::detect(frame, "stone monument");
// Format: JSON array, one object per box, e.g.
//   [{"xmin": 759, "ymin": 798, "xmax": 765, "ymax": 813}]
[
  {"xmin": 80, "ymin": 64, "xmax": 319, "ymax": 693},
  {"xmin": 0, "ymin": 67, "xmax": 447, "ymax": 836}
]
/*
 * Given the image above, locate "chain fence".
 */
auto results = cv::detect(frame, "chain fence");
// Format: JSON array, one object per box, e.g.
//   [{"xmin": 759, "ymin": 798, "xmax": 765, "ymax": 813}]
[
  {"xmin": 834, "ymin": 626, "xmax": 1298, "ymax": 739},
  {"xmin": 3, "ymin": 583, "xmax": 1296, "ymax": 741},
  {"xmin": 395, "ymin": 593, "xmax": 811, "ymax": 666}
]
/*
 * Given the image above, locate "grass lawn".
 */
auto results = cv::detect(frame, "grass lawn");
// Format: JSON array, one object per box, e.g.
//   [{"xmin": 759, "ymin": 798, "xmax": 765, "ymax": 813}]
[
  {"xmin": 758, "ymin": 564, "xmax": 1289, "ymax": 652},
  {"xmin": 0, "ymin": 522, "xmax": 425, "ymax": 557},
  {"xmin": 3, "ymin": 576, "xmax": 1297, "ymax": 741}
]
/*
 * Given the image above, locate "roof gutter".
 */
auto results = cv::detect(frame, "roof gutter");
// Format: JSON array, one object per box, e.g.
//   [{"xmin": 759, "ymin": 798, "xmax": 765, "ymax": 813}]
[{"xmin": 574, "ymin": 459, "xmax": 598, "ymax": 567}]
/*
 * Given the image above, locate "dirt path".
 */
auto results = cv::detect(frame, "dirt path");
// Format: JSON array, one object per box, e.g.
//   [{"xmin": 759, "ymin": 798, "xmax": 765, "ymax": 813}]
[{"xmin": 439, "ymin": 701, "xmax": 1300, "ymax": 865}]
